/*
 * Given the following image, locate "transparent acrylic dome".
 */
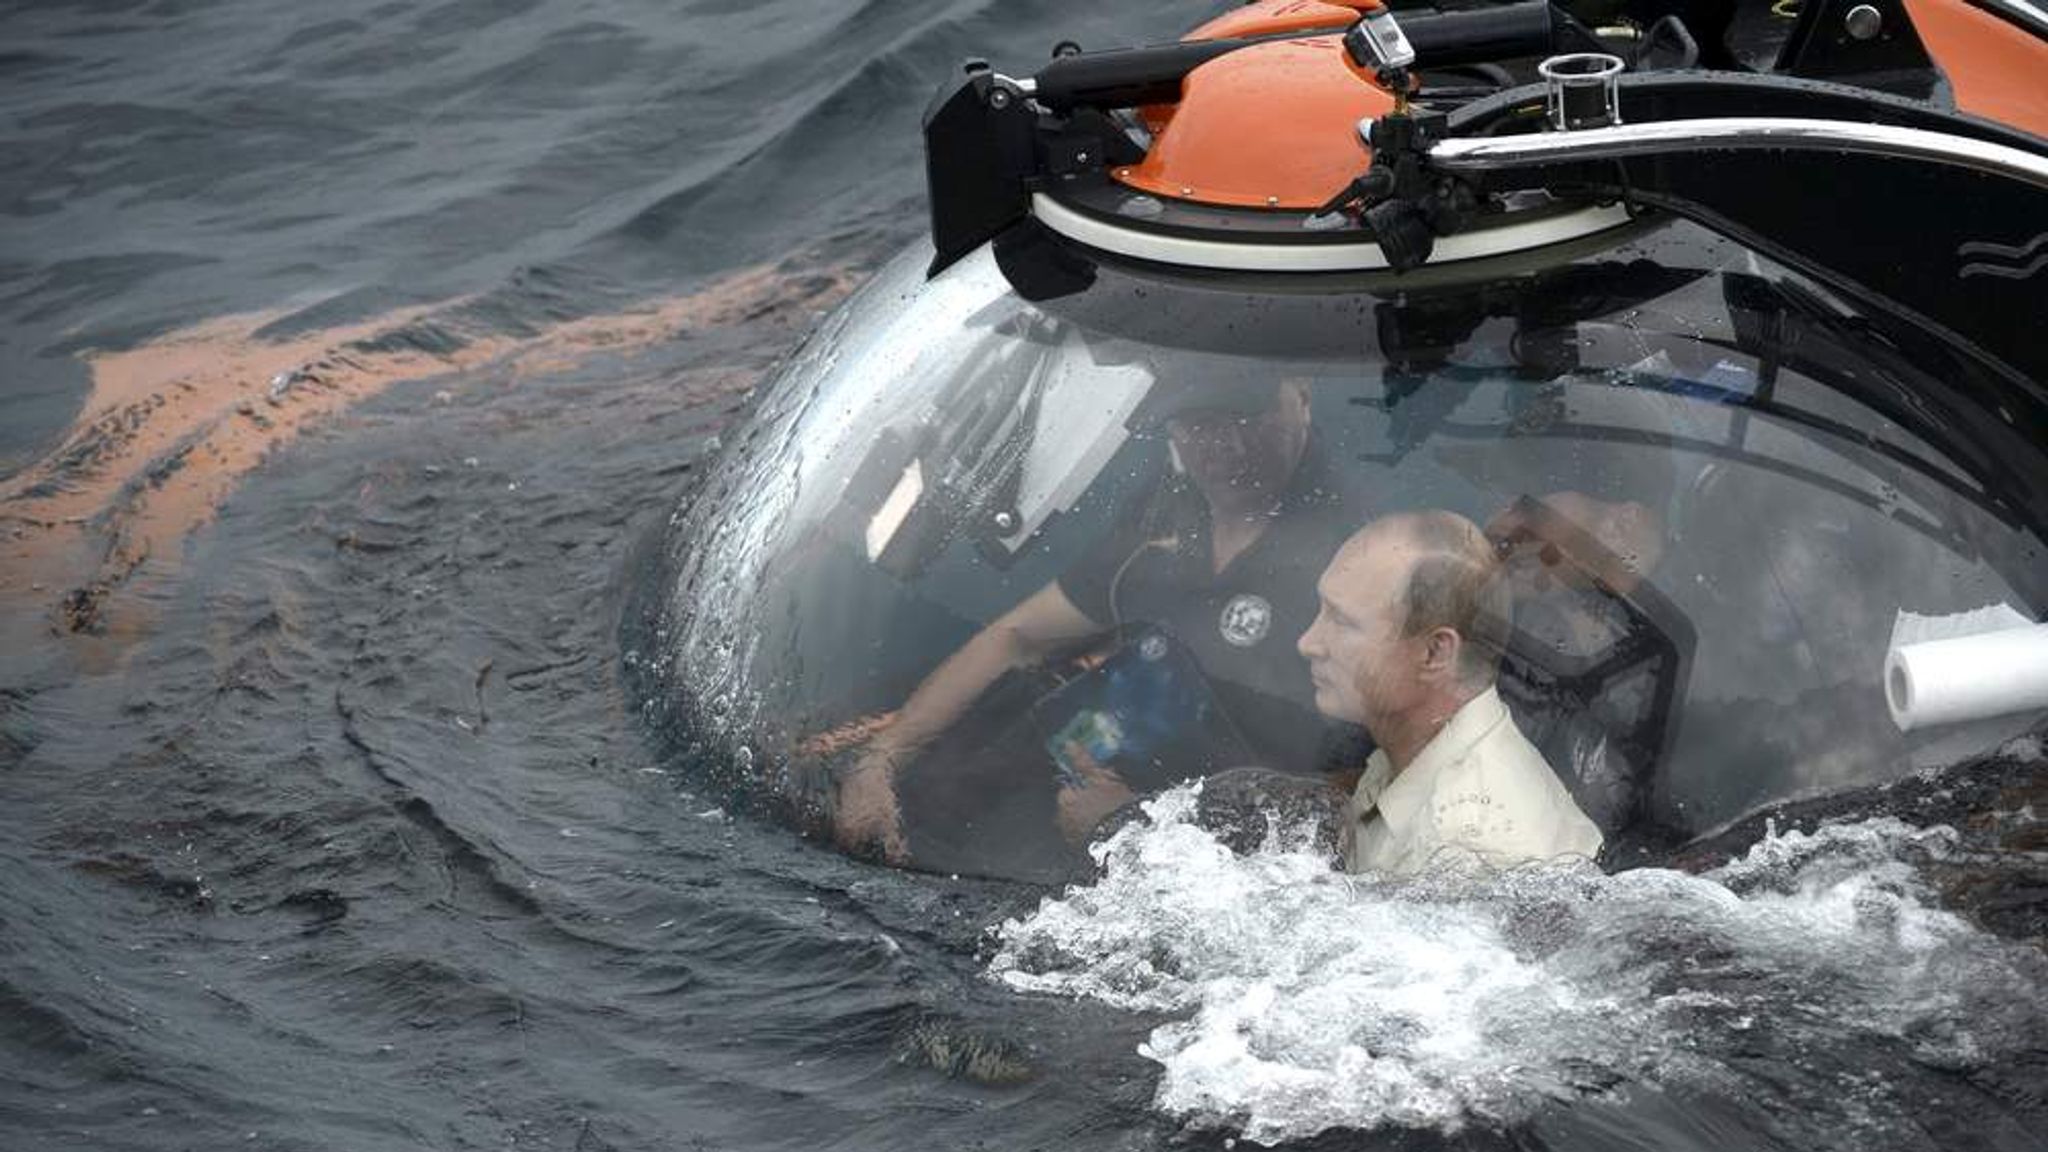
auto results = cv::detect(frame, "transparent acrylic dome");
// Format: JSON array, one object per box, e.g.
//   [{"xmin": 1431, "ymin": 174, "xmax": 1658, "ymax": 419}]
[{"xmin": 644, "ymin": 222, "xmax": 2048, "ymax": 880}]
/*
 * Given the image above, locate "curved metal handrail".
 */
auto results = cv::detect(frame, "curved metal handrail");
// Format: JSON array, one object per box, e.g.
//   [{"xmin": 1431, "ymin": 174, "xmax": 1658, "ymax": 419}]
[{"xmin": 1428, "ymin": 116, "xmax": 2048, "ymax": 188}]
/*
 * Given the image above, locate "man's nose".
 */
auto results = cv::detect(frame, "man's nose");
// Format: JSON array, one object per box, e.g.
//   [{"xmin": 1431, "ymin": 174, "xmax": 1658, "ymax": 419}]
[{"xmin": 1298, "ymin": 619, "xmax": 1322, "ymax": 659}]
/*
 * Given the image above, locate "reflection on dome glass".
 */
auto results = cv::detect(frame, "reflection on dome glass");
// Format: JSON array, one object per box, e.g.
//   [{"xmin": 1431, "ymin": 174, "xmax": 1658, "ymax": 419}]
[{"xmin": 647, "ymin": 221, "xmax": 2048, "ymax": 881}]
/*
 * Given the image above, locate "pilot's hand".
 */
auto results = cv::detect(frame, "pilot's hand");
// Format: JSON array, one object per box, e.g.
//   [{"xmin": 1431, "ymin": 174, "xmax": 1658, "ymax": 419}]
[
  {"xmin": 833, "ymin": 749, "xmax": 910, "ymax": 864},
  {"xmin": 1054, "ymin": 745, "xmax": 1136, "ymax": 846}
]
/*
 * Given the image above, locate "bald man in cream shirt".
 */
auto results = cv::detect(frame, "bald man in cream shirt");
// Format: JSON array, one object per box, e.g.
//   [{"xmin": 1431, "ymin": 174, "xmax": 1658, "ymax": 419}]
[{"xmin": 1297, "ymin": 511, "xmax": 1602, "ymax": 874}]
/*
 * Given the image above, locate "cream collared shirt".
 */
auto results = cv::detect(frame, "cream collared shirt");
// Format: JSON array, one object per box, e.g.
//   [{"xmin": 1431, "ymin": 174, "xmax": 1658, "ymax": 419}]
[{"xmin": 1345, "ymin": 686, "xmax": 1603, "ymax": 875}]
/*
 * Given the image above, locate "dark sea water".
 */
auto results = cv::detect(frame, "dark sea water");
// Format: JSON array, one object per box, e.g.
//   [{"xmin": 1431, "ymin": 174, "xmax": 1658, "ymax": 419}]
[{"xmin": 3, "ymin": 3, "xmax": 2046, "ymax": 1151}]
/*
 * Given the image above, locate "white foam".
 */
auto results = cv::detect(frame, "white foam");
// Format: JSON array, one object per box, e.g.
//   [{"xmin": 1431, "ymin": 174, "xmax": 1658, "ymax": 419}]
[{"xmin": 988, "ymin": 785, "xmax": 2045, "ymax": 1145}]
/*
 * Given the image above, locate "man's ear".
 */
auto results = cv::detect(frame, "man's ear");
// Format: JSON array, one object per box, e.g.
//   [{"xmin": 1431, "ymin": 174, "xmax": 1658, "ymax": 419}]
[{"xmin": 1420, "ymin": 627, "xmax": 1463, "ymax": 682}]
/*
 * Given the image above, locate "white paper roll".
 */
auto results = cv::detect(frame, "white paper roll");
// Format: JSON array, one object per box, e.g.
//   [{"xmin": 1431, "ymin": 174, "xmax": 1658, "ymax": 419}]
[{"xmin": 1886, "ymin": 622, "xmax": 2048, "ymax": 732}]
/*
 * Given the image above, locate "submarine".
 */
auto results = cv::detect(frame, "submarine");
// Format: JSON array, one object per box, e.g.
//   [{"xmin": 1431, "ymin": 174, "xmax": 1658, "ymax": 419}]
[{"xmin": 640, "ymin": 0, "xmax": 2048, "ymax": 881}]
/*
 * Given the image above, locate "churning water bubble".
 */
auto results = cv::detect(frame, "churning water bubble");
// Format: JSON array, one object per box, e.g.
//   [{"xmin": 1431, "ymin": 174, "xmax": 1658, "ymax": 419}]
[
  {"xmin": 732, "ymin": 745, "xmax": 754, "ymax": 774},
  {"xmin": 989, "ymin": 786, "xmax": 2048, "ymax": 1146}
]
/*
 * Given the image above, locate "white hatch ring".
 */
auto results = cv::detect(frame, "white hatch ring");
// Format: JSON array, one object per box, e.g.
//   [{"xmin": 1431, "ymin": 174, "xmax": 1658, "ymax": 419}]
[{"xmin": 1030, "ymin": 192, "xmax": 1634, "ymax": 273}]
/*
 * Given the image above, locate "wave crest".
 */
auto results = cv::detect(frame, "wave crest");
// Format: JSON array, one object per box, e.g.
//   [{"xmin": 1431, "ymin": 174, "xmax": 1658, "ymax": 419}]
[{"xmin": 989, "ymin": 783, "xmax": 2048, "ymax": 1146}]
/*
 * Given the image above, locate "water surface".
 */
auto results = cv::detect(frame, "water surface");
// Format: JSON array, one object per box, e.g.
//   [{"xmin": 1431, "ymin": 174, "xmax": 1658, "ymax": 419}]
[{"xmin": 3, "ymin": 3, "xmax": 2045, "ymax": 1150}]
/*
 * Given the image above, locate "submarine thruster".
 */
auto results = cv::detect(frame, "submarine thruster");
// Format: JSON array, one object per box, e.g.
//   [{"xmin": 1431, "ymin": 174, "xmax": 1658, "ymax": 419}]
[{"xmin": 642, "ymin": 0, "xmax": 2048, "ymax": 881}]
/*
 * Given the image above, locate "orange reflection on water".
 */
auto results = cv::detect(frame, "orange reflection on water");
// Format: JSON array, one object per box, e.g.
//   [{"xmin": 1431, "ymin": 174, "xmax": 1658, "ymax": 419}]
[{"xmin": 0, "ymin": 258, "xmax": 862, "ymax": 655}]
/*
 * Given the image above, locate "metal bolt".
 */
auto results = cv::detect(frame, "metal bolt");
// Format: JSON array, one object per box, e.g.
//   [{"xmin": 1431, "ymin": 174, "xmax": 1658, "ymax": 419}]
[
  {"xmin": 993, "ymin": 511, "xmax": 1018, "ymax": 532},
  {"xmin": 1266, "ymin": 195, "xmax": 1280, "ymax": 207},
  {"xmin": 1844, "ymin": 4, "xmax": 1882, "ymax": 39},
  {"xmin": 1180, "ymin": 186, "xmax": 1194, "ymax": 196},
  {"xmin": 1115, "ymin": 167, "xmax": 1130, "ymax": 179},
  {"xmin": 988, "ymin": 87, "xmax": 1012, "ymax": 109},
  {"xmin": 1076, "ymin": 150, "xmax": 1090, "ymax": 164}
]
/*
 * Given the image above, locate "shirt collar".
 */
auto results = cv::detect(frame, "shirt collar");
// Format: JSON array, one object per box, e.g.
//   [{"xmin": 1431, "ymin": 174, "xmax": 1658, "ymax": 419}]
[{"xmin": 1352, "ymin": 686, "xmax": 1510, "ymax": 832}]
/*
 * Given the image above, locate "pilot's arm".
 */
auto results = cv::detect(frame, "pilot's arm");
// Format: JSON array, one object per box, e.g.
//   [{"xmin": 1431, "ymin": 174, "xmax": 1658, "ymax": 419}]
[{"xmin": 833, "ymin": 580, "xmax": 1104, "ymax": 860}]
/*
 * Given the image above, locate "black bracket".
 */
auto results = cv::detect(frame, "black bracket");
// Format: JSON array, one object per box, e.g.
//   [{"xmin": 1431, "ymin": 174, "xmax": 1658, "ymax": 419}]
[
  {"xmin": 923, "ymin": 63, "xmax": 1037, "ymax": 277},
  {"xmin": 1776, "ymin": 0, "xmax": 1945, "ymax": 99},
  {"xmin": 1320, "ymin": 109, "xmax": 1477, "ymax": 273},
  {"xmin": 924, "ymin": 61, "xmax": 1146, "ymax": 277}
]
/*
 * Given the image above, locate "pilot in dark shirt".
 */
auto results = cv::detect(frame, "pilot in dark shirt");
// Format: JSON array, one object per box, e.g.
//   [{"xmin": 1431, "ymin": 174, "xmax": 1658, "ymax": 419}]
[
  {"xmin": 831, "ymin": 374, "xmax": 1366, "ymax": 861},
  {"xmin": 1055, "ymin": 439, "xmax": 1360, "ymax": 788}
]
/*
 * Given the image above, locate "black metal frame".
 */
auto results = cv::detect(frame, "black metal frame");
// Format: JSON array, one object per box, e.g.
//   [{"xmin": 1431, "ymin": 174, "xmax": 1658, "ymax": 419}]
[
  {"xmin": 1410, "ymin": 71, "xmax": 2048, "ymax": 385},
  {"xmin": 923, "ymin": 1, "xmax": 2047, "ymax": 389}
]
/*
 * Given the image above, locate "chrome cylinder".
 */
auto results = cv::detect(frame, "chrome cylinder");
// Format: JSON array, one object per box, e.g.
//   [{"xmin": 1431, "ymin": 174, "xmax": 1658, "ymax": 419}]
[{"xmin": 1538, "ymin": 53, "xmax": 1625, "ymax": 130}]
